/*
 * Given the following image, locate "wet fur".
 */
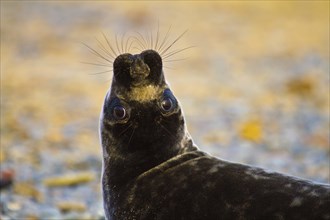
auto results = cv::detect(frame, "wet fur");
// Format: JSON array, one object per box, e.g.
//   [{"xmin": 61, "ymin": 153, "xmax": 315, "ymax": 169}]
[{"xmin": 98, "ymin": 31, "xmax": 330, "ymax": 220}]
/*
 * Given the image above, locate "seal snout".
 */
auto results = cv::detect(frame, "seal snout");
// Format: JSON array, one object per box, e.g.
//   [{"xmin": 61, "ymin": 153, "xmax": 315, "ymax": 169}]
[
  {"xmin": 113, "ymin": 50, "xmax": 164, "ymax": 88},
  {"xmin": 130, "ymin": 56, "xmax": 150, "ymax": 81}
]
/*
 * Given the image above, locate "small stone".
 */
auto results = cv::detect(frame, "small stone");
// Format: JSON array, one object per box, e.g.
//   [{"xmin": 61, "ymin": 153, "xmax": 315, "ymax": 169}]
[
  {"xmin": 286, "ymin": 76, "xmax": 315, "ymax": 97},
  {"xmin": 57, "ymin": 201, "xmax": 86, "ymax": 213},
  {"xmin": 0, "ymin": 148, "xmax": 6, "ymax": 163},
  {"xmin": 25, "ymin": 214, "xmax": 39, "ymax": 220},
  {"xmin": 0, "ymin": 169, "xmax": 15, "ymax": 190},
  {"xmin": 43, "ymin": 172, "xmax": 95, "ymax": 187},
  {"xmin": 239, "ymin": 119, "xmax": 263, "ymax": 142},
  {"xmin": 39, "ymin": 207, "xmax": 62, "ymax": 219},
  {"xmin": 7, "ymin": 202, "xmax": 21, "ymax": 211},
  {"xmin": 13, "ymin": 182, "xmax": 43, "ymax": 202}
]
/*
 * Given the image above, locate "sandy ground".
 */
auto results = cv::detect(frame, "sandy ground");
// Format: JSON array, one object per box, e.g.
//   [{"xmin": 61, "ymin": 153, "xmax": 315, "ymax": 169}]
[{"xmin": 1, "ymin": 1, "xmax": 329, "ymax": 219}]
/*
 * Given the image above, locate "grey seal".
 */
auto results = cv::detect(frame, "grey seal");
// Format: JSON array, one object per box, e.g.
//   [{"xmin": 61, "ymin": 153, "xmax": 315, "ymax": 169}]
[{"xmin": 99, "ymin": 49, "xmax": 330, "ymax": 220}]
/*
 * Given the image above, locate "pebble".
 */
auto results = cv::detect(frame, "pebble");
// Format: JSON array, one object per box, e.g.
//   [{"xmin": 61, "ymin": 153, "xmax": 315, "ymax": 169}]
[
  {"xmin": 0, "ymin": 169, "xmax": 15, "ymax": 190},
  {"xmin": 14, "ymin": 182, "xmax": 43, "ymax": 202},
  {"xmin": 57, "ymin": 201, "xmax": 87, "ymax": 213},
  {"xmin": 6, "ymin": 202, "xmax": 21, "ymax": 212},
  {"xmin": 43, "ymin": 172, "xmax": 95, "ymax": 187}
]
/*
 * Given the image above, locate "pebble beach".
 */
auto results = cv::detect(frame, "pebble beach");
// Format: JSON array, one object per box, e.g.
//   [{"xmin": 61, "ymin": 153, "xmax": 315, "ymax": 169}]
[{"xmin": 1, "ymin": 2, "xmax": 329, "ymax": 219}]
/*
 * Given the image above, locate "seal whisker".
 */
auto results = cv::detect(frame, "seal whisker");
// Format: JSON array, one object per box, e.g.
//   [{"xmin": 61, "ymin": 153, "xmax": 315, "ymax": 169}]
[
  {"xmin": 125, "ymin": 36, "xmax": 134, "ymax": 53},
  {"xmin": 88, "ymin": 69, "xmax": 113, "ymax": 75},
  {"xmin": 127, "ymin": 127, "xmax": 136, "ymax": 146},
  {"xmin": 157, "ymin": 25, "xmax": 172, "ymax": 53},
  {"xmin": 115, "ymin": 34, "xmax": 121, "ymax": 55},
  {"xmin": 118, "ymin": 122, "xmax": 133, "ymax": 137},
  {"xmin": 131, "ymin": 36, "xmax": 146, "ymax": 52},
  {"xmin": 81, "ymin": 61, "xmax": 112, "ymax": 67},
  {"xmin": 144, "ymin": 29, "xmax": 151, "ymax": 49},
  {"xmin": 81, "ymin": 42, "xmax": 113, "ymax": 64},
  {"xmin": 124, "ymin": 36, "xmax": 129, "ymax": 53},
  {"xmin": 102, "ymin": 32, "xmax": 118, "ymax": 58},
  {"xmin": 162, "ymin": 46, "xmax": 195, "ymax": 60},
  {"xmin": 158, "ymin": 122, "xmax": 176, "ymax": 139},
  {"xmin": 163, "ymin": 66, "xmax": 175, "ymax": 70},
  {"xmin": 120, "ymin": 33, "xmax": 125, "ymax": 52},
  {"xmin": 159, "ymin": 117, "xmax": 176, "ymax": 126},
  {"xmin": 160, "ymin": 29, "xmax": 188, "ymax": 56},
  {"xmin": 163, "ymin": 58, "xmax": 188, "ymax": 63},
  {"xmin": 134, "ymin": 31, "xmax": 148, "ymax": 50},
  {"xmin": 120, "ymin": 32, "xmax": 126, "ymax": 54},
  {"xmin": 127, "ymin": 39, "xmax": 135, "ymax": 53},
  {"xmin": 132, "ymin": 46, "xmax": 145, "ymax": 53},
  {"xmin": 150, "ymin": 28, "xmax": 153, "ymax": 50},
  {"xmin": 95, "ymin": 37, "xmax": 116, "ymax": 60},
  {"xmin": 154, "ymin": 20, "xmax": 160, "ymax": 51}
]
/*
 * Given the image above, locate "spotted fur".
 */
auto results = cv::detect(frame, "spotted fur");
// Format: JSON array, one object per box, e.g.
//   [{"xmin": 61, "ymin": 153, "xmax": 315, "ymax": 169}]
[{"xmin": 100, "ymin": 49, "xmax": 330, "ymax": 220}]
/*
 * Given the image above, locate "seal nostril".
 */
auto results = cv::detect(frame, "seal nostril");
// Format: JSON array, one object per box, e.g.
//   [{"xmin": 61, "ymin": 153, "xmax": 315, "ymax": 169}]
[{"xmin": 130, "ymin": 56, "xmax": 150, "ymax": 80}]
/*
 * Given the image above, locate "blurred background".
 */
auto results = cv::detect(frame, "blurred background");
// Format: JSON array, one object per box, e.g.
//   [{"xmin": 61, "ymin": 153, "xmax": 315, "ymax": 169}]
[{"xmin": 1, "ymin": 1, "xmax": 329, "ymax": 219}]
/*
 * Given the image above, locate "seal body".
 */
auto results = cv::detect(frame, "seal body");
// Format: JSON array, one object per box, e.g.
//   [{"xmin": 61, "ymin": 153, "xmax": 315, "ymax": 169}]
[
  {"xmin": 107, "ymin": 151, "xmax": 330, "ymax": 220},
  {"xmin": 99, "ymin": 49, "xmax": 330, "ymax": 220}
]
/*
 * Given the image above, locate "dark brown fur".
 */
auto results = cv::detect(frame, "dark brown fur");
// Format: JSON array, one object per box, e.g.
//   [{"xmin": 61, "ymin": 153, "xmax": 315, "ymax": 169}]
[{"xmin": 99, "ymin": 48, "xmax": 330, "ymax": 220}]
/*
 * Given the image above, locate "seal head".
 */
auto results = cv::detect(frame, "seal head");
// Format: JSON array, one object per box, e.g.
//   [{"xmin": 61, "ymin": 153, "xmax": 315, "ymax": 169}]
[{"xmin": 100, "ymin": 50, "xmax": 195, "ymax": 218}]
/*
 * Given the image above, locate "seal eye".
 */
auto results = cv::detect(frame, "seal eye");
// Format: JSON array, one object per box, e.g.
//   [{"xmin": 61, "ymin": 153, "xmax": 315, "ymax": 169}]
[
  {"xmin": 160, "ymin": 89, "xmax": 177, "ymax": 115},
  {"xmin": 113, "ymin": 106, "xmax": 126, "ymax": 120},
  {"xmin": 161, "ymin": 98, "xmax": 173, "ymax": 112}
]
